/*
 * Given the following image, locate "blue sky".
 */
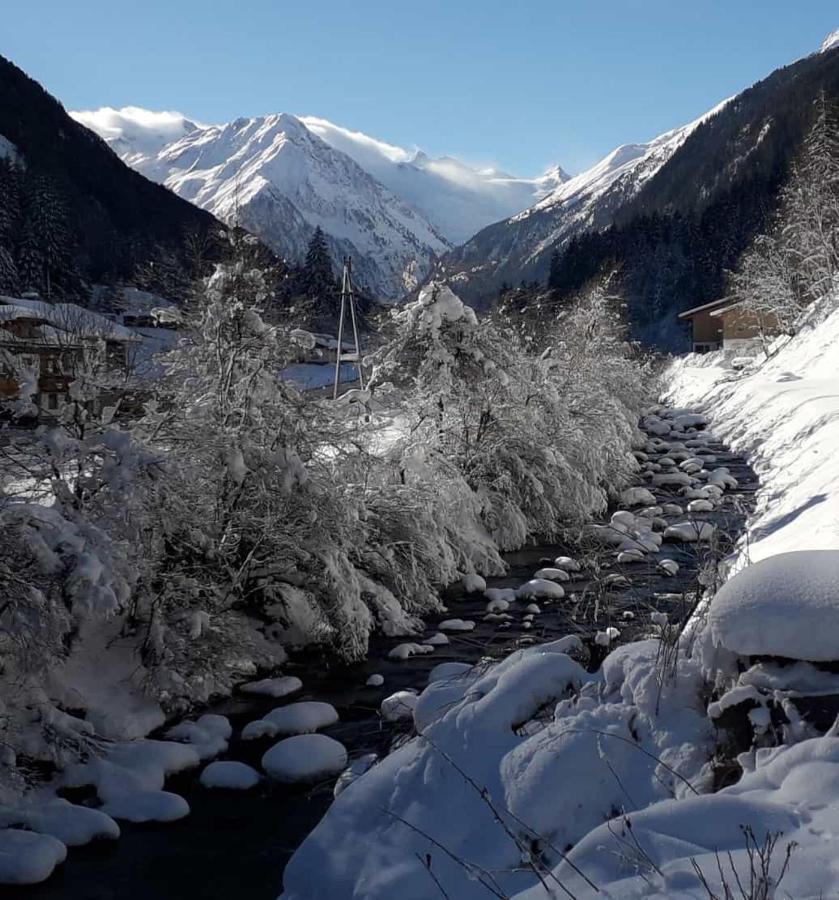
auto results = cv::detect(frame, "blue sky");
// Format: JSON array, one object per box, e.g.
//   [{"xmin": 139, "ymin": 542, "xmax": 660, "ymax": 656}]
[{"xmin": 4, "ymin": 1, "xmax": 838, "ymax": 175}]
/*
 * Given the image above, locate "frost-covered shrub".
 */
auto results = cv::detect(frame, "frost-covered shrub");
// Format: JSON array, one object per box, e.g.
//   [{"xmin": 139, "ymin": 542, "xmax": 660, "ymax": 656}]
[{"xmin": 368, "ymin": 281, "xmax": 645, "ymax": 549}]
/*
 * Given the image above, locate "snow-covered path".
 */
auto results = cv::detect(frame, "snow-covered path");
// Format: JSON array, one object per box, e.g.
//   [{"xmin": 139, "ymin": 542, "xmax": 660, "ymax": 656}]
[{"xmin": 7, "ymin": 412, "xmax": 759, "ymax": 898}]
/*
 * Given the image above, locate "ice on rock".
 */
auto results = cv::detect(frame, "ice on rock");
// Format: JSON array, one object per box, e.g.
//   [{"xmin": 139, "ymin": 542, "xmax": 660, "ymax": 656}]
[
  {"xmin": 263, "ymin": 701, "xmax": 339, "ymax": 735},
  {"xmin": 0, "ymin": 829, "xmax": 67, "ymax": 885},
  {"xmin": 461, "ymin": 573, "xmax": 487, "ymax": 593},
  {"xmin": 200, "ymin": 760, "xmax": 261, "ymax": 790},
  {"xmin": 366, "ymin": 673, "xmax": 385, "ymax": 686},
  {"xmin": 101, "ymin": 790, "xmax": 189, "ymax": 823},
  {"xmin": 388, "ymin": 642, "xmax": 435, "ymax": 660},
  {"xmin": 516, "ymin": 579, "xmax": 565, "ymax": 600},
  {"xmin": 0, "ymin": 799, "xmax": 119, "ymax": 847},
  {"xmin": 380, "ymin": 690, "xmax": 419, "ymax": 722},
  {"xmin": 661, "ymin": 503, "xmax": 684, "ymax": 515},
  {"xmin": 262, "ymin": 734, "xmax": 348, "ymax": 782},
  {"xmin": 709, "ymin": 551, "xmax": 839, "ymax": 661},
  {"xmin": 553, "ymin": 556, "xmax": 581, "ymax": 572},
  {"xmin": 438, "ymin": 619, "xmax": 476, "ymax": 632},
  {"xmin": 241, "ymin": 676, "xmax": 303, "ymax": 698},
  {"xmin": 664, "ymin": 521, "xmax": 717, "ymax": 543},
  {"xmin": 533, "ymin": 567, "xmax": 570, "ymax": 582}
]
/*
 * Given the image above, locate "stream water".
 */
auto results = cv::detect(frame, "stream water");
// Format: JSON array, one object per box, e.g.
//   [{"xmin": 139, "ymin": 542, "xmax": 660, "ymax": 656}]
[{"xmin": 9, "ymin": 434, "xmax": 758, "ymax": 899}]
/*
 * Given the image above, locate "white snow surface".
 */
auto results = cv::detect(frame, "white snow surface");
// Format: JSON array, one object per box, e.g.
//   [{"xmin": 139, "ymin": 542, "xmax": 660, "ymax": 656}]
[
  {"xmin": 708, "ymin": 551, "xmax": 839, "ymax": 661},
  {"xmin": 262, "ymin": 734, "xmax": 348, "ymax": 783},
  {"xmin": 199, "ymin": 761, "xmax": 260, "ymax": 790},
  {"xmin": 0, "ymin": 828, "xmax": 67, "ymax": 885},
  {"xmin": 282, "ymin": 310, "xmax": 839, "ymax": 898}
]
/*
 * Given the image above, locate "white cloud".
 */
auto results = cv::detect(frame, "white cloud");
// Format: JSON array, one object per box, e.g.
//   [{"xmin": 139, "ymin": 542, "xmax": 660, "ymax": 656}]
[
  {"xmin": 300, "ymin": 115, "xmax": 412, "ymax": 165},
  {"xmin": 70, "ymin": 106, "xmax": 204, "ymax": 156}
]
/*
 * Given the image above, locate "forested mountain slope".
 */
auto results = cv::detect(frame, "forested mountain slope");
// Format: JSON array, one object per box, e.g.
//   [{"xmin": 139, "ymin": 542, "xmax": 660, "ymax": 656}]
[
  {"xmin": 0, "ymin": 55, "xmax": 223, "ymax": 298},
  {"xmin": 438, "ymin": 41, "xmax": 839, "ymax": 348}
]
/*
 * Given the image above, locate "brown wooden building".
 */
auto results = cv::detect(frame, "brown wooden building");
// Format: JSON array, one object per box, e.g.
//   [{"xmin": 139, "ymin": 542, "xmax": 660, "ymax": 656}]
[
  {"xmin": 679, "ymin": 297, "xmax": 781, "ymax": 352},
  {"xmin": 0, "ymin": 296, "xmax": 140, "ymax": 416}
]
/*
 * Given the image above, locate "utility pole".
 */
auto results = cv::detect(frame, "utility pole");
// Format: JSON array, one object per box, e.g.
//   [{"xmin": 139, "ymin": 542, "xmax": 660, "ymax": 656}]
[{"xmin": 333, "ymin": 256, "xmax": 365, "ymax": 400}]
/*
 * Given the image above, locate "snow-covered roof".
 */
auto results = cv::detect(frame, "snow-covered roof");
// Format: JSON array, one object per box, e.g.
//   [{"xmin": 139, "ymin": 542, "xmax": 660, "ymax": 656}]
[
  {"xmin": 0, "ymin": 305, "xmax": 49, "ymax": 323},
  {"xmin": 0, "ymin": 296, "xmax": 141, "ymax": 342},
  {"xmin": 677, "ymin": 297, "xmax": 737, "ymax": 319}
]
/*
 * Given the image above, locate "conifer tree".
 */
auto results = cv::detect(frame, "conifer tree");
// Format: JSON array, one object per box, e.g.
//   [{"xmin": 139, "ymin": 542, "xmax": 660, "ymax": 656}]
[{"xmin": 301, "ymin": 226, "xmax": 335, "ymax": 298}]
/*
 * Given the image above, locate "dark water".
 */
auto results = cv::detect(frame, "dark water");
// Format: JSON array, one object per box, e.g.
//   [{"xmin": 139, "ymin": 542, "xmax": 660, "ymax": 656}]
[{"xmin": 9, "ymin": 438, "xmax": 757, "ymax": 900}]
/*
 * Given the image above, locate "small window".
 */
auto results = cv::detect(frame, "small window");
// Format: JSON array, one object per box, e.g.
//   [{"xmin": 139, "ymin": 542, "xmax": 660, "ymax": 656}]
[{"xmin": 48, "ymin": 393, "xmax": 58, "ymax": 410}]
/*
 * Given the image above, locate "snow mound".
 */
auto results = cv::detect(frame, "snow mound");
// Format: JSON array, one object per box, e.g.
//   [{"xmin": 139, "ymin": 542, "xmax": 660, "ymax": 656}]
[
  {"xmin": 101, "ymin": 790, "xmax": 189, "ymax": 823},
  {"xmin": 461, "ymin": 573, "xmax": 486, "ymax": 593},
  {"xmin": 165, "ymin": 714, "xmax": 231, "ymax": 760},
  {"xmin": 381, "ymin": 691, "xmax": 419, "ymax": 722},
  {"xmin": 0, "ymin": 829, "xmax": 67, "ymax": 885},
  {"xmin": 200, "ymin": 761, "xmax": 261, "ymax": 790},
  {"xmin": 263, "ymin": 701, "xmax": 339, "ymax": 735},
  {"xmin": 241, "ymin": 676, "xmax": 303, "ymax": 698},
  {"xmin": 438, "ymin": 619, "xmax": 476, "ymax": 632},
  {"xmin": 620, "ymin": 487, "xmax": 657, "ymax": 506},
  {"xmin": 664, "ymin": 520, "xmax": 716, "ymax": 542},
  {"xmin": 0, "ymin": 799, "xmax": 119, "ymax": 847},
  {"xmin": 709, "ymin": 551, "xmax": 839, "ymax": 661},
  {"xmin": 262, "ymin": 734, "xmax": 348, "ymax": 783},
  {"xmin": 388, "ymin": 642, "xmax": 435, "ymax": 660},
  {"xmin": 515, "ymin": 579, "xmax": 565, "ymax": 600}
]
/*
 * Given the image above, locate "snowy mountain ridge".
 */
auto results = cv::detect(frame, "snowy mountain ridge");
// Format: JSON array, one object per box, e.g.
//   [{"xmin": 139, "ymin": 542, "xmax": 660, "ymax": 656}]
[
  {"xmin": 72, "ymin": 106, "xmax": 567, "ymax": 300},
  {"xmin": 434, "ymin": 96, "xmax": 733, "ymax": 303}
]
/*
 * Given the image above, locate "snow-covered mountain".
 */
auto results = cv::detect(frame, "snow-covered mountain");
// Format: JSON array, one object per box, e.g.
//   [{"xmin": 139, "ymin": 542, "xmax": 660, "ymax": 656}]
[
  {"xmin": 300, "ymin": 116, "xmax": 566, "ymax": 244},
  {"xmin": 435, "ymin": 98, "xmax": 731, "ymax": 303},
  {"xmin": 72, "ymin": 107, "xmax": 567, "ymax": 300}
]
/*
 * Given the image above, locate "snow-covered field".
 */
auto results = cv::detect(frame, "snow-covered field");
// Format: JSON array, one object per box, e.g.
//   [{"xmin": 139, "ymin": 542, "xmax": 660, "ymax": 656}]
[{"xmin": 281, "ymin": 299, "xmax": 839, "ymax": 899}]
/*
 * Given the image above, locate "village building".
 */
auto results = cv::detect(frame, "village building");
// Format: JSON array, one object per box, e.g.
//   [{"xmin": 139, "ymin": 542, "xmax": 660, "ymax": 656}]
[
  {"xmin": 678, "ymin": 297, "xmax": 782, "ymax": 352},
  {"xmin": 0, "ymin": 295, "xmax": 141, "ymax": 417}
]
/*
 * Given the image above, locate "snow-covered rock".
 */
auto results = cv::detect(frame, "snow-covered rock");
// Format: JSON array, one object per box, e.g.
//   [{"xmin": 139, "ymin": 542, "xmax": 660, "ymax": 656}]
[
  {"xmin": 0, "ymin": 799, "xmax": 119, "ymax": 847},
  {"xmin": 380, "ymin": 691, "xmax": 419, "ymax": 722},
  {"xmin": 708, "ymin": 551, "xmax": 839, "ymax": 661},
  {"xmin": 241, "ymin": 676, "xmax": 303, "ymax": 699},
  {"xmin": 438, "ymin": 619, "xmax": 476, "ymax": 632},
  {"xmin": 515, "ymin": 578, "xmax": 565, "ymax": 600},
  {"xmin": 101, "ymin": 790, "xmax": 189, "ymax": 823},
  {"xmin": 0, "ymin": 829, "xmax": 67, "ymax": 885},
  {"xmin": 200, "ymin": 761, "xmax": 261, "ymax": 790},
  {"xmin": 262, "ymin": 734, "xmax": 348, "ymax": 783},
  {"xmin": 263, "ymin": 701, "xmax": 339, "ymax": 736}
]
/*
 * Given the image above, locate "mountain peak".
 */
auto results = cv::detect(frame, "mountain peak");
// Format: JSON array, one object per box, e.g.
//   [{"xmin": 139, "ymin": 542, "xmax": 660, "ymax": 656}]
[{"xmin": 821, "ymin": 28, "xmax": 839, "ymax": 53}]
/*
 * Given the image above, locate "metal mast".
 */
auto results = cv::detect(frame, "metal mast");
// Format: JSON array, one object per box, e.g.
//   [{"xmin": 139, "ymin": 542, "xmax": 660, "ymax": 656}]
[{"xmin": 333, "ymin": 256, "xmax": 365, "ymax": 399}]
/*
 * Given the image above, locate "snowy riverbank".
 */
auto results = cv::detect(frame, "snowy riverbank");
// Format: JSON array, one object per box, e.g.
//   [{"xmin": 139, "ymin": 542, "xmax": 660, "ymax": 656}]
[{"xmin": 280, "ymin": 301, "xmax": 839, "ymax": 899}]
